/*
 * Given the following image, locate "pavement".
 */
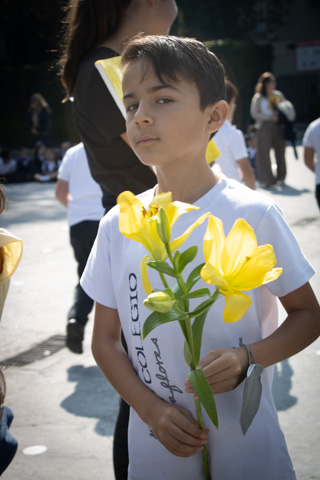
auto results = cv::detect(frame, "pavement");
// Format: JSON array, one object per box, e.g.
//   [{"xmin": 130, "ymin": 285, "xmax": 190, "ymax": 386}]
[{"xmin": 0, "ymin": 145, "xmax": 319, "ymax": 480}]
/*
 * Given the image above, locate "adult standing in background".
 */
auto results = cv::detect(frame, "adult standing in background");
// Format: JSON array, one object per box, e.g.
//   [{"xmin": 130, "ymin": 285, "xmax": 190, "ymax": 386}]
[
  {"xmin": 58, "ymin": 2, "xmax": 178, "ymax": 479},
  {"xmin": 303, "ymin": 117, "xmax": 320, "ymax": 210},
  {"xmin": 27, "ymin": 93, "xmax": 52, "ymax": 148},
  {"xmin": 250, "ymin": 72, "xmax": 287, "ymax": 187},
  {"xmin": 59, "ymin": 0, "xmax": 178, "ymax": 211}
]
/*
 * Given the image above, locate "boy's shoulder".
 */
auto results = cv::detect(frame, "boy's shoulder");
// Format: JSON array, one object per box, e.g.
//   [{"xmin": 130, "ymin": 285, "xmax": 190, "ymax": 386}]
[{"xmin": 214, "ymin": 176, "xmax": 279, "ymax": 219}]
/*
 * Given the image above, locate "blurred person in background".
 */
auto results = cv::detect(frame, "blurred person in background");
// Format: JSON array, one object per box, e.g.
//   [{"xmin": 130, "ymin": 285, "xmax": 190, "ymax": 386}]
[
  {"xmin": 27, "ymin": 93, "xmax": 52, "ymax": 149},
  {"xmin": 250, "ymin": 72, "xmax": 289, "ymax": 187},
  {"xmin": 303, "ymin": 116, "xmax": 320, "ymax": 210}
]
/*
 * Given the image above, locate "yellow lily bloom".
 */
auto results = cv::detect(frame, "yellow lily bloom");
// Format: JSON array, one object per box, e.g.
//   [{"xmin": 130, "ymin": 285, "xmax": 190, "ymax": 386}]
[
  {"xmin": 118, "ymin": 191, "xmax": 210, "ymax": 292},
  {"xmin": 201, "ymin": 215, "xmax": 282, "ymax": 323}
]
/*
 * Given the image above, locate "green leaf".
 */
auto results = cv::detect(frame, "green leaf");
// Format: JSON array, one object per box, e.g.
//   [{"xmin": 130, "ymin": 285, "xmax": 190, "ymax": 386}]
[
  {"xmin": 192, "ymin": 309, "xmax": 209, "ymax": 366},
  {"xmin": 186, "ymin": 263, "xmax": 205, "ymax": 291},
  {"xmin": 142, "ymin": 310, "xmax": 182, "ymax": 339},
  {"xmin": 188, "ymin": 369, "xmax": 219, "ymax": 429},
  {"xmin": 147, "ymin": 261, "xmax": 178, "ymax": 278},
  {"xmin": 177, "ymin": 246, "xmax": 198, "ymax": 273},
  {"xmin": 173, "ymin": 251, "xmax": 181, "ymax": 271},
  {"xmin": 189, "ymin": 297, "xmax": 214, "ymax": 318},
  {"xmin": 178, "ymin": 318, "xmax": 188, "ymax": 341},
  {"xmin": 183, "ymin": 288, "xmax": 211, "ymax": 299},
  {"xmin": 183, "ymin": 341, "xmax": 193, "ymax": 368}
]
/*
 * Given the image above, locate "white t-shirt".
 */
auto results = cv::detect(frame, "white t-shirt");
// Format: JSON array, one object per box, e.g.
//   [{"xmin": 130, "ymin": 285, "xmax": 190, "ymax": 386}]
[
  {"xmin": 213, "ymin": 120, "xmax": 248, "ymax": 182},
  {"xmin": 81, "ymin": 177, "xmax": 314, "ymax": 480},
  {"xmin": 57, "ymin": 143, "xmax": 104, "ymax": 226},
  {"xmin": 260, "ymin": 97, "xmax": 274, "ymax": 117},
  {"xmin": 302, "ymin": 117, "xmax": 320, "ymax": 185}
]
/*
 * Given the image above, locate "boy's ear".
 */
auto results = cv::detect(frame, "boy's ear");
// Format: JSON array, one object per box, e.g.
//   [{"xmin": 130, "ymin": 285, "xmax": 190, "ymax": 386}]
[{"xmin": 206, "ymin": 100, "xmax": 228, "ymax": 134}]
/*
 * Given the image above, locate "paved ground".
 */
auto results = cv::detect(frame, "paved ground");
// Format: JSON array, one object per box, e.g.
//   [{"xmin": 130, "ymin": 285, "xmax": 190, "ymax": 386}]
[{"xmin": 0, "ymin": 145, "xmax": 319, "ymax": 480}]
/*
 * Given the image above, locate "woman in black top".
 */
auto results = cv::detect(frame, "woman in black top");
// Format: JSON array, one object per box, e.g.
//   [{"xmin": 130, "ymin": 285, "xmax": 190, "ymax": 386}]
[
  {"xmin": 59, "ymin": 2, "xmax": 178, "ymax": 479},
  {"xmin": 60, "ymin": 0, "xmax": 177, "ymax": 209}
]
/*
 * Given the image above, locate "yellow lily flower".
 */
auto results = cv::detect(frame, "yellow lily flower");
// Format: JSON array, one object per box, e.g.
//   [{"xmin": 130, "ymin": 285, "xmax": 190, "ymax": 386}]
[
  {"xmin": 201, "ymin": 215, "xmax": 282, "ymax": 323},
  {"xmin": 206, "ymin": 139, "xmax": 220, "ymax": 165},
  {"xmin": 118, "ymin": 191, "xmax": 210, "ymax": 293}
]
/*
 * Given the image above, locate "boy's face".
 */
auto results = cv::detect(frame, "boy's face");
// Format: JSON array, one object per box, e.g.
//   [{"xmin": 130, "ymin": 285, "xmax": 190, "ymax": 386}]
[{"xmin": 122, "ymin": 59, "xmax": 218, "ymax": 171}]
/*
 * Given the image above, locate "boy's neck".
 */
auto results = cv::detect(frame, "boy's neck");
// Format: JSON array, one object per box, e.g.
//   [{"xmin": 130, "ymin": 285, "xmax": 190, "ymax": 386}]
[{"xmin": 155, "ymin": 163, "xmax": 220, "ymax": 204}]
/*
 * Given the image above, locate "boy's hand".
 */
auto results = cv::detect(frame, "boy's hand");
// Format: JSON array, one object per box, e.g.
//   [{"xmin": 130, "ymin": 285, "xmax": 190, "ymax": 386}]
[
  {"xmin": 185, "ymin": 347, "xmax": 248, "ymax": 395},
  {"xmin": 148, "ymin": 400, "xmax": 209, "ymax": 458}
]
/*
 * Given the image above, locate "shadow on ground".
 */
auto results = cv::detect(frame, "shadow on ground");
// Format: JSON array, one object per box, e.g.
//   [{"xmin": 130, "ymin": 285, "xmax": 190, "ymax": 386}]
[
  {"xmin": 272, "ymin": 359, "xmax": 297, "ymax": 411},
  {"xmin": 263, "ymin": 184, "xmax": 310, "ymax": 197},
  {"xmin": 61, "ymin": 365, "xmax": 119, "ymax": 436}
]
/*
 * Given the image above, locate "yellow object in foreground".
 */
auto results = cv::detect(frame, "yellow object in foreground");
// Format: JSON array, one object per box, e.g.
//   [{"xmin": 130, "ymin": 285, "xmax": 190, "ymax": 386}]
[
  {"xmin": 201, "ymin": 216, "xmax": 282, "ymax": 323},
  {"xmin": 0, "ymin": 228, "xmax": 23, "ymax": 319},
  {"xmin": 118, "ymin": 191, "xmax": 209, "ymax": 293},
  {"xmin": 206, "ymin": 139, "xmax": 220, "ymax": 165}
]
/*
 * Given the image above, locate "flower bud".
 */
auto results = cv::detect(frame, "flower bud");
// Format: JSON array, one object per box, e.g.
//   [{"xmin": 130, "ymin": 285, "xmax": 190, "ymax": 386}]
[
  {"xmin": 156, "ymin": 207, "xmax": 171, "ymax": 244},
  {"xmin": 143, "ymin": 291, "xmax": 173, "ymax": 313}
]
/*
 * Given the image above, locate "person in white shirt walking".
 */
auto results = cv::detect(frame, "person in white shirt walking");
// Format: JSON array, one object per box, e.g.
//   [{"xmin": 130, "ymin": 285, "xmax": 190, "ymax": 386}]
[
  {"xmin": 303, "ymin": 117, "xmax": 320, "ymax": 210},
  {"xmin": 56, "ymin": 142, "xmax": 104, "ymax": 353}
]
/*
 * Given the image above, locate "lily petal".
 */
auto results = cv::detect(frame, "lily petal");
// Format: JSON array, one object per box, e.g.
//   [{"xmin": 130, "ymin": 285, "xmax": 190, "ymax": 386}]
[
  {"xmin": 223, "ymin": 291, "xmax": 252, "ymax": 323},
  {"xmin": 200, "ymin": 262, "xmax": 229, "ymax": 289},
  {"xmin": 230, "ymin": 244, "xmax": 279, "ymax": 290},
  {"xmin": 151, "ymin": 192, "xmax": 172, "ymax": 207},
  {"xmin": 118, "ymin": 191, "xmax": 145, "ymax": 238},
  {"xmin": 262, "ymin": 267, "xmax": 283, "ymax": 285},
  {"xmin": 170, "ymin": 212, "xmax": 210, "ymax": 256},
  {"xmin": 165, "ymin": 201, "xmax": 199, "ymax": 226},
  {"xmin": 222, "ymin": 219, "xmax": 257, "ymax": 277},
  {"xmin": 203, "ymin": 215, "xmax": 225, "ymax": 264},
  {"xmin": 140, "ymin": 255, "xmax": 153, "ymax": 294}
]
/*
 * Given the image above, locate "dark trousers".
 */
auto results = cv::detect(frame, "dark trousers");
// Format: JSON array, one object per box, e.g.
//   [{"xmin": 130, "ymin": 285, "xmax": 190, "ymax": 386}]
[
  {"xmin": 257, "ymin": 121, "xmax": 286, "ymax": 185},
  {"xmin": 316, "ymin": 184, "xmax": 320, "ymax": 210},
  {"xmin": 67, "ymin": 220, "xmax": 100, "ymax": 326}
]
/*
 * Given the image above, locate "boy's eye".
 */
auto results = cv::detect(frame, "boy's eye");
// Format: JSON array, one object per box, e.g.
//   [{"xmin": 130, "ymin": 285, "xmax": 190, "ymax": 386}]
[
  {"xmin": 158, "ymin": 98, "xmax": 172, "ymax": 104},
  {"xmin": 126, "ymin": 103, "xmax": 138, "ymax": 113}
]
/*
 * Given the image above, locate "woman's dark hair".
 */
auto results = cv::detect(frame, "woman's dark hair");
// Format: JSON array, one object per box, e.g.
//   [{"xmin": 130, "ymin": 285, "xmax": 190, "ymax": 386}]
[
  {"xmin": 59, "ymin": 0, "xmax": 132, "ymax": 99},
  {"xmin": 255, "ymin": 72, "xmax": 275, "ymax": 97},
  {"xmin": 122, "ymin": 35, "xmax": 226, "ymax": 110},
  {"xmin": 0, "ymin": 185, "xmax": 6, "ymax": 214}
]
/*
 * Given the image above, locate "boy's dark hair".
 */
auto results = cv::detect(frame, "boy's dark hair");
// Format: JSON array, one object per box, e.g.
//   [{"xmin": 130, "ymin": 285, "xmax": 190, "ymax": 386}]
[
  {"xmin": 122, "ymin": 35, "xmax": 226, "ymax": 111},
  {"xmin": 225, "ymin": 80, "xmax": 238, "ymax": 104}
]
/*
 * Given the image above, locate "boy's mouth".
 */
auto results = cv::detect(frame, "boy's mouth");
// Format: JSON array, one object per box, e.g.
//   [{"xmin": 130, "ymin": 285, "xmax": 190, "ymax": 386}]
[{"xmin": 136, "ymin": 136, "xmax": 159, "ymax": 145}]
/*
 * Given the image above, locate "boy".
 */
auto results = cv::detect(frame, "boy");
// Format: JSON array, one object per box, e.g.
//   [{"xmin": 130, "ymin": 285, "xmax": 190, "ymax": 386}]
[
  {"xmin": 81, "ymin": 36, "xmax": 320, "ymax": 479},
  {"xmin": 213, "ymin": 80, "xmax": 256, "ymax": 189}
]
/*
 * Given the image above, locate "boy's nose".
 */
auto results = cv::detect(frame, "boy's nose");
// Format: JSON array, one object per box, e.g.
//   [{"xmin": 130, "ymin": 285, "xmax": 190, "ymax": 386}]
[{"xmin": 134, "ymin": 103, "xmax": 153, "ymax": 126}]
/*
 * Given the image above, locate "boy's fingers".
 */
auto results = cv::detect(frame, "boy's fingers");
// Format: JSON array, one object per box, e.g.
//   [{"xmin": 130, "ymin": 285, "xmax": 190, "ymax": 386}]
[{"xmin": 155, "ymin": 405, "xmax": 209, "ymax": 457}]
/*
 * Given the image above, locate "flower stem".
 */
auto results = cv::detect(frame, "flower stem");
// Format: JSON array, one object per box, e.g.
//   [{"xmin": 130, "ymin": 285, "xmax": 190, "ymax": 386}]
[{"xmin": 195, "ymin": 397, "xmax": 211, "ymax": 480}]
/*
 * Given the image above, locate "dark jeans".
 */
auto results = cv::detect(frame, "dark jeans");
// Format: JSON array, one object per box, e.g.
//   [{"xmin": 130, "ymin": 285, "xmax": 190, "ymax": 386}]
[
  {"xmin": 316, "ymin": 184, "xmax": 320, "ymax": 210},
  {"xmin": 113, "ymin": 396, "xmax": 130, "ymax": 480},
  {"xmin": 100, "ymin": 196, "xmax": 130, "ymax": 479},
  {"xmin": 67, "ymin": 220, "xmax": 100, "ymax": 326}
]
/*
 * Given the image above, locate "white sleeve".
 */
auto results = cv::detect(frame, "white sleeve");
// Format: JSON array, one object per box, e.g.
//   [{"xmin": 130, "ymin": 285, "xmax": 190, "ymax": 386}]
[
  {"xmin": 302, "ymin": 124, "xmax": 313, "ymax": 148},
  {"xmin": 57, "ymin": 154, "xmax": 71, "ymax": 182},
  {"xmin": 255, "ymin": 203, "xmax": 315, "ymax": 297},
  {"xmin": 231, "ymin": 129, "xmax": 248, "ymax": 162}
]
